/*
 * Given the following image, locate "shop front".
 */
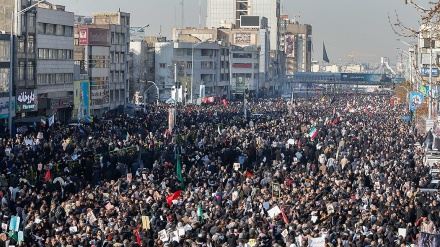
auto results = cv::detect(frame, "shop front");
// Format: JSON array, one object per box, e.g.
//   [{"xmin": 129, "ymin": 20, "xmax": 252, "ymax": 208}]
[{"xmin": 49, "ymin": 98, "xmax": 73, "ymax": 124}]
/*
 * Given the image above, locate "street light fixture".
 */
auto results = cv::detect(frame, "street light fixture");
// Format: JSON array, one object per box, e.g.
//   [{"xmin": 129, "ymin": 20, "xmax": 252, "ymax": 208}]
[
  {"xmin": 142, "ymin": 80, "xmax": 159, "ymax": 106},
  {"xmin": 191, "ymin": 38, "xmax": 210, "ymax": 104},
  {"xmin": 8, "ymin": 0, "xmax": 46, "ymax": 137}
]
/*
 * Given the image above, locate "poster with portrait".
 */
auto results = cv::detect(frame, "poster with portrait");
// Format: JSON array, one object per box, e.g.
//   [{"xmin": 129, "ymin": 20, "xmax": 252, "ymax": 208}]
[{"xmin": 409, "ymin": 91, "xmax": 424, "ymax": 111}]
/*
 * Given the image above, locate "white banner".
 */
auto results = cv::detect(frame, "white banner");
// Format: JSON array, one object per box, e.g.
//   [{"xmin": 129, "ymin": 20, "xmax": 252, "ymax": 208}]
[{"xmin": 308, "ymin": 237, "xmax": 325, "ymax": 247}]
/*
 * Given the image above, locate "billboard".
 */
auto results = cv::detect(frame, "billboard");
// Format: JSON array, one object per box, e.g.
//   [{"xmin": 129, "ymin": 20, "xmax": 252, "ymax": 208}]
[
  {"xmin": 233, "ymin": 32, "xmax": 256, "ymax": 45},
  {"xmin": 240, "ymin": 16, "xmax": 260, "ymax": 28},
  {"xmin": 78, "ymin": 28, "xmax": 110, "ymax": 46},
  {"xmin": 16, "ymin": 89, "xmax": 38, "ymax": 113},
  {"xmin": 74, "ymin": 81, "xmax": 90, "ymax": 119},
  {"xmin": 421, "ymin": 67, "xmax": 439, "ymax": 77},
  {"xmin": 409, "ymin": 91, "xmax": 424, "ymax": 111},
  {"xmin": 129, "ymin": 27, "xmax": 145, "ymax": 41},
  {"xmin": 235, "ymin": 76, "xmax": 246, "ymax": 94},
  {"xmin": 0, "ymin": 97, "xmax": 15, "ymax": 119},
  {"xmin": 285, "ymin": 35, "xmax": 295, "ymax": 58},
  {"xmin": 341, "ymin": 73, "xmax": 391, "ymax": 83}
]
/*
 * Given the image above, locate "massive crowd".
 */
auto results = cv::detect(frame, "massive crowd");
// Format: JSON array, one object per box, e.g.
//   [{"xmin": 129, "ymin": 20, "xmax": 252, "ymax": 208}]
[{"xmin": 0, "ymin": 93, "xmax": 438, "ymax": 247}]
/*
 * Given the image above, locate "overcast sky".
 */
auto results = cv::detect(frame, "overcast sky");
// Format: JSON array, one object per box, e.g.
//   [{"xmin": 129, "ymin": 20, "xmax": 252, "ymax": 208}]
[{"xmin": 51, "ymin": 0, "xmax": 431, "ymax": 65}]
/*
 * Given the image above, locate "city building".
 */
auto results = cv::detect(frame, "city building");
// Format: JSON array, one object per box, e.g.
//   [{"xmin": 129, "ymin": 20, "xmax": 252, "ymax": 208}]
[
  {"xmin": 73, "ymin": 25, "xmax": 111, "ymax": 118},
  {"xmin": 206, "ymin": 0, "xmax": 280, "ymax": 52},
  {"xmin": 155, "ymin": 32, "xmax": 229, "ymax": 103},
  {"xmin": 0, "ymin": 0, "xmax": 75, "ymax": 124},
  {"xmin": 74, "ymin": 11, "xmax": 130, "ymax": 117},
  {"xmin": 0, "ymin": 34, "xmax": 13, "ymax": 129},
  {"xmin": 281, "ymin": 21, "xmax": 312, "ymax": 75}
]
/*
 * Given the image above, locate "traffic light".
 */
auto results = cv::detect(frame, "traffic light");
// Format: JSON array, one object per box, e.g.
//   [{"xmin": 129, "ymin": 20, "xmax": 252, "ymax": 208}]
[
  {"xmin": 156, "ymin": 93, "xmax": 159, "ymax": 99},
  {"xmin": 136, "ymin": 78, "xmax": 140, "ymax": 84}
]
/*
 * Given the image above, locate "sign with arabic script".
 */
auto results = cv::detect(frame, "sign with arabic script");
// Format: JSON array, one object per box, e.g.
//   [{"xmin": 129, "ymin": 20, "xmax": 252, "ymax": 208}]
[{"xmin": 16, "ymin": 89, "xmax": 38, "ymax": 113}]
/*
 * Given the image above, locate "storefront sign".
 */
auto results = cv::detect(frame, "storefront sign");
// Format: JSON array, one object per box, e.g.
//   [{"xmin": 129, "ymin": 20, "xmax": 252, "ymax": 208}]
[
  {"xmin": 78, "ymin": 28, "xmax": 110, "ymax": 46},
  {"xmin": 50, "ymin": 98, "xmax": 72, "ymax": 109},
  {"xmin": 16, "ymin": 89, "xmax": 38, "ymax": 113},
  {"xmin": 233, "ymin": 63, "xmax": 252, "ymax": 69}
]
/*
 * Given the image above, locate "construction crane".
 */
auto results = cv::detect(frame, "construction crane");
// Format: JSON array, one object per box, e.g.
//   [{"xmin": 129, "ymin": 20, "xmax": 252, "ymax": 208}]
[{"xmin": 347, "ymin": 51, "xmax": 376, "ymax": 63}]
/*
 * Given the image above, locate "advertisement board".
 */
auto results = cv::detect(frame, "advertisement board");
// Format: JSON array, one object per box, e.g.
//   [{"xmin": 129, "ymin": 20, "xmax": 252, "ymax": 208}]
[
  {"xmin": 16, "ymin": 89, "xmax": 38, "ymax": 113},
  {"xmin": 0, "ymin": 97, "xmax": 15, "ymax": 119},
  {"xmin": 285, "ymin": 35, "xmax": 295, "ymax": 58},
  {"xmin": 235, "ymin": 76, "xmax": 246, "ymax": 94},
  {"xmin": 409, "ymin": 91, "xmax": 424, "ymax": 111},
  {"xmin": 421, "ymin": 67, "xmax": 439, "ymax": 77},
  {"xmin": 233, "ymin": 32, "xmax": 256, "ymax": 45},
  {"xmin": 240, "ymin": 16, "xmax": 260, "ymax": 28},
  {"xmin": 74, "ymin": 81, "xmax": 90, "ymax": 118},
  {"xmin": 78, "ymin": 28, "xmax": 110, "ymax": 46},
  {"xmin": 341, "ymin": 73, "xmax": 391, "ymax": 83}
]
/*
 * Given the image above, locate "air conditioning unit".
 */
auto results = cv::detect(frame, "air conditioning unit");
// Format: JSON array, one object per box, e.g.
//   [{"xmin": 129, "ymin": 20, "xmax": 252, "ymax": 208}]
[{"xmin": 0, "ymin": 31, "xmax": 5, "ymax": 34}]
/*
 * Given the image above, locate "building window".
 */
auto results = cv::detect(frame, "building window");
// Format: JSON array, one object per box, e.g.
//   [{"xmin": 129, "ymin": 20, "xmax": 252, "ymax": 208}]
[
  {"xmin": 176, "ymin": 49, "xmax": 184, "ymax": 56},
  {"xmin": 0, "ymin": 68, "xmax": 9, "ymax": 92},
  {"xmin": 56, "ymin": 73, "xmax": 62, "ymax": 83},
  {"xmin": 119, "ymin": 53, "xmax": 124, "ymax": 64},
  {"xmin": 159, "ymin": 63, "xmax": 166, "ymax": 68},
  {"xmin": 187, "ymin": 61, "xmax": 192, "ymax": 69},
  {"xmin": 18, "ymin": 61, "xmax": 25, "ymax": 80},
  {"xmin": 18, "ymin": 39, "xmax": 25, "ymax": 53},
  {"xmin": 27, "ymin": 61, "xmax": 34, "ymax": 80},
  {"xmin": 120, "ymin": 34, "xmax": 125, "ymax": 44},
  {"xmin": 201, "ymin": 49, "xmax": 212, "ymax": 56},
  {"xmin": 201, "ymin": 61, "xmax": 213, "ymax": 69},
  {"xmin": 37, "ymin": 23, "xmax": 45, "ymax": 34},
  {"xmin": 111, "ymin": 33, "xmax": 115, "ymax": 44},
  {"xmin": 28, "ymin": 14, "xmax": 35, "ymax": 28},
  {"xmin": 64, "ymin": 26, "xmax": 73, "ymax": 37},
  {"xmin": 38, "ymin": 49, "xmax": 44, "ymax": 59},
  {"xmin": 27, "ymin": 35, "xmax": 34, "ymax": 53},
  {"xmin": 46, "ymin": 24, "xmax": 54, "ymax": 35},
  {"xmin": 115, "ymin": 52, "xmax": 119, "ymax": 63},
  {"xmin": 187, "ymin": 49, "xmax": 192, "ymax": 56},
  {"xmin": 56, "ymin": 25, "xmax": 64, "ymax": 36},
  {"xmin": 0, "ymin": 40, "xmax": 10, "ymax": 62}
]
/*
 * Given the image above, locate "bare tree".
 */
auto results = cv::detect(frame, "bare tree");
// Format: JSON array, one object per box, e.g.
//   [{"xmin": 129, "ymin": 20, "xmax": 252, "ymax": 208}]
[{"xmin": 389, "ymin": 0, "xmax": 440, "ymax": 39}]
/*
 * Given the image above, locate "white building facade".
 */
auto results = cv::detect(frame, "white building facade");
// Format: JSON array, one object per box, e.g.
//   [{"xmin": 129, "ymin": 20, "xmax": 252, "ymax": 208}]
[{"xmin": 155, "ymin": 40, "xmax": 228, "ymax": 102}]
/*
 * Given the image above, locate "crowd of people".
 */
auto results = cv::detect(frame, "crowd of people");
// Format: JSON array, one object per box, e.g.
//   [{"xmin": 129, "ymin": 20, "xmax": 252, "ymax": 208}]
[{"xmin": 0, "ymin": 92, "xmax": 438, "ymax": 247}]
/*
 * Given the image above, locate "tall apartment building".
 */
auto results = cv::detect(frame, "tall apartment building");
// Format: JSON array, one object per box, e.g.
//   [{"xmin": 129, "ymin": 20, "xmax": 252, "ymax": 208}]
[
  {"xmin": 206, "ymin": 0, "xmax": 280, "ymax": 52},
  {"xmin": 74, "ymin": 11, "xmax": 130, "ymax": 117},
  {"xmin": 281, "ymin": 22, "xmax": 312, "ymax": 74},
  {"xmin": 0, "ymin": 0, "xmax": 74, "ymax": 124}
]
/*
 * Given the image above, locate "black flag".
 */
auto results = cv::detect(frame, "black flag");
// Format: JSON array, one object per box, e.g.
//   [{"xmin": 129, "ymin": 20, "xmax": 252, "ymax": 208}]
[{"xmin": 323, "ymin": 42, "xmax": 330, "ymax": 63}]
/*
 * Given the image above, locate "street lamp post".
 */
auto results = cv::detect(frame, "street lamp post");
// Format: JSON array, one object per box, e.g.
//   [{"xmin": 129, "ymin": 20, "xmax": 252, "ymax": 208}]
[
  {"xmin": 8, "ymin": 0, "xmax": 46, "ymax": 137},
  {"xmin": 142, "ymin": 80, "xmax": 159, "ymax": 106}
]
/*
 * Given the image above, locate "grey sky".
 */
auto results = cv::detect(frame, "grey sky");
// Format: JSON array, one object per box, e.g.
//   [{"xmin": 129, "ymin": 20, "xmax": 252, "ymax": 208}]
[{"xmin": 51, "ymin": 0, "xmax": 430, "ymax": 66}]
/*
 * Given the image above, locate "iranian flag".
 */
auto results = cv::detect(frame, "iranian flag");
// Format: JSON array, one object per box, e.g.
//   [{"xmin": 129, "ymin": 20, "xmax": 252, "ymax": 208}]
[
  {"xmin": 41, "ymin": 117, "xmax": 46, "ymax": 127},
  {"xmin": 308, "ymin": 126, "xmax": 318, "ymax": 139}
]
